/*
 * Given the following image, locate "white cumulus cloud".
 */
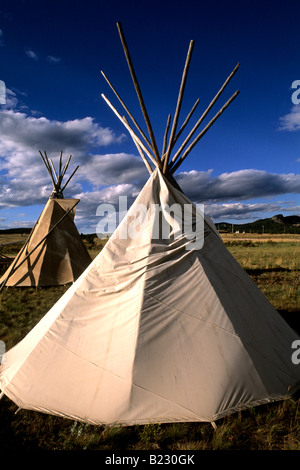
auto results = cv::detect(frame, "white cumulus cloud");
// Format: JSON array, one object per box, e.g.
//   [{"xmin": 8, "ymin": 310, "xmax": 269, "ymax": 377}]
[
  {"xmin": 1, "ymin": 99, "xmax": 299, "ymax": 231},
  {"xmin": 25, "ymin": 48, "xmax": 39, "ymax": 60},
  {"xmin": 47, "ymin": 55, "xmax": 61, "ymax": 64},
  {"xmin": 177, "ymin": 169, "xmax": 300, "ymax": 203},
  {"xmin": 278, "ymin": 105, "xmax": 300, "ymax": 131},
  {"xmin": 0, "ymin": 107, "xmax": 127, "ymax": 211}
]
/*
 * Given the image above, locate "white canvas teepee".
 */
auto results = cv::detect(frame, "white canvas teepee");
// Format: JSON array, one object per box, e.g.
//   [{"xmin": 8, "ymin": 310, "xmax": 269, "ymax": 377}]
[
  {"xmin": 0, "ymin": 23, "xmax": 299, "ymax": 426},
  {"xmin": 0, "ymin": 152, "xmax": 91, "ymax": 288}
]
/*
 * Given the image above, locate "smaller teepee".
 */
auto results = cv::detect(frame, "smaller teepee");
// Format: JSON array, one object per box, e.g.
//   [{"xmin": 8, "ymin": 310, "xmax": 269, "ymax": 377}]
[{"xmin": 0, "ymin": 151, "xmax": 92, "ymax": 288}]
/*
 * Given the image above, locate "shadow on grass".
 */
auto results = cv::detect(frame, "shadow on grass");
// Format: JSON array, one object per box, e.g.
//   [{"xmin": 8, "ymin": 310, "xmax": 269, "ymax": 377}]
[
  {"xmin": 245, "ymin": 267, "xmax": 293, "ymax": 276},
  {"xmin": 278, "ymin": 309, "xmax": 300, "ymax": 335}
]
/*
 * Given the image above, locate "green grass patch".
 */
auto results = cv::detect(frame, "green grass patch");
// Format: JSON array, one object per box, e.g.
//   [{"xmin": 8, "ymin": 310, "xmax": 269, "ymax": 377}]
[
  {"xmin": 0, "ymin": 237, "xmax": 299, "ymax": 449},
  {"xmin": 226, "ymin": 241, "xmax": 300, "ymax": 315}
]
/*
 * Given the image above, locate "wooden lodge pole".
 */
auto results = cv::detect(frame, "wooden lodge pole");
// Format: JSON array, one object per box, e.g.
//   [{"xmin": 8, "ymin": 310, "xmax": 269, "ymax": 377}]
[
  {"xmin": 169, "ymin": 62, "xmax": 240, "ymax": 170},
  {"xmin": 101, "ymin": 93, "xmax": 158, "ymax": 168},
  {"xmin": 116, "ymin": 22, "xmax": 162, "ymax": 169},
  {"xmin": 163, "ymin": 39, "xmax": 194, "ymax": 173},
  {"xmin": 170, "ymin": 90, "xmax": 240, "ymax": 174},
  {"xmin": 101, "ymin": 70, "xmax": 153, "ymax": 153}
]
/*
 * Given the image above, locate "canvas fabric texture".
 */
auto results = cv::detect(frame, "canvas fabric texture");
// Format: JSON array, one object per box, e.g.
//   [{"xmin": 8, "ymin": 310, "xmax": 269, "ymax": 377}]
[
  {"xmin": 0, "ymin": 170, "xmax": 299, "ymax": 425},
  {"xmin": 0, "ymin": 199, "xmax": 91, "ymax": 287}
]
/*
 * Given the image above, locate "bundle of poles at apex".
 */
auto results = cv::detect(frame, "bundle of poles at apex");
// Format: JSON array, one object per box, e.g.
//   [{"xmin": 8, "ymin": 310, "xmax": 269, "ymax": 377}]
[
  {"xmin": 39, "ymin": 150, "xmax": 79, "ymax": 199},
  {"xmin": 101, "ymin": 21, "xmax": 240, "ymax": 179}
]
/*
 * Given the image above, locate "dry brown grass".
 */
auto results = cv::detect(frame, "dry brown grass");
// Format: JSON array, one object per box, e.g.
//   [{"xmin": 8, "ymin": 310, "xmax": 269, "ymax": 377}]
[{"xmin": 0, "ymin": 233, "xmax": 299, "ymax": 450}]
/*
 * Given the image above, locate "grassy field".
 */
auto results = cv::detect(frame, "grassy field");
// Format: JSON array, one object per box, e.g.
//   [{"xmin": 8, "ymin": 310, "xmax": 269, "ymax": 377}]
[{"xmin": 0, "ymin": 233, "xmax": 299, "ymax": 450}]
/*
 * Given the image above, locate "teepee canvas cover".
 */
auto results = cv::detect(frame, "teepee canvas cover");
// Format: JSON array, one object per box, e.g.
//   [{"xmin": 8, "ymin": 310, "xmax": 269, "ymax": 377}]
[
  {"xmin": 0, "ymin": 169, "xmax": 299, "ymax": 425},
  {"xmin": 0, "ymin": 152, "xmax": 91, "ymax": 287},
  {"xmin": 0, "ymin": 23, "xmax": 299, "ymax": 425}
]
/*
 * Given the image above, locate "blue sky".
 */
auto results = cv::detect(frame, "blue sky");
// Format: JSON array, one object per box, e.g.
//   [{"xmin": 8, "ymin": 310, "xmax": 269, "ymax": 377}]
[{"xmin": 0, "ymin": 0, "xmax": 299, "ymax": 232}]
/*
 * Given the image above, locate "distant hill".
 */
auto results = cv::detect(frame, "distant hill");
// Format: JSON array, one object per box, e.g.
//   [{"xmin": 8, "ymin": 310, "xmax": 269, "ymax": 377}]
[
  {"xmin": 215, "ymin": 214, "xmax": 300, "ymax": 234},
  {"xmin": 1, "ymin": 214, "xmax": 300, "ymax": 236}
]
